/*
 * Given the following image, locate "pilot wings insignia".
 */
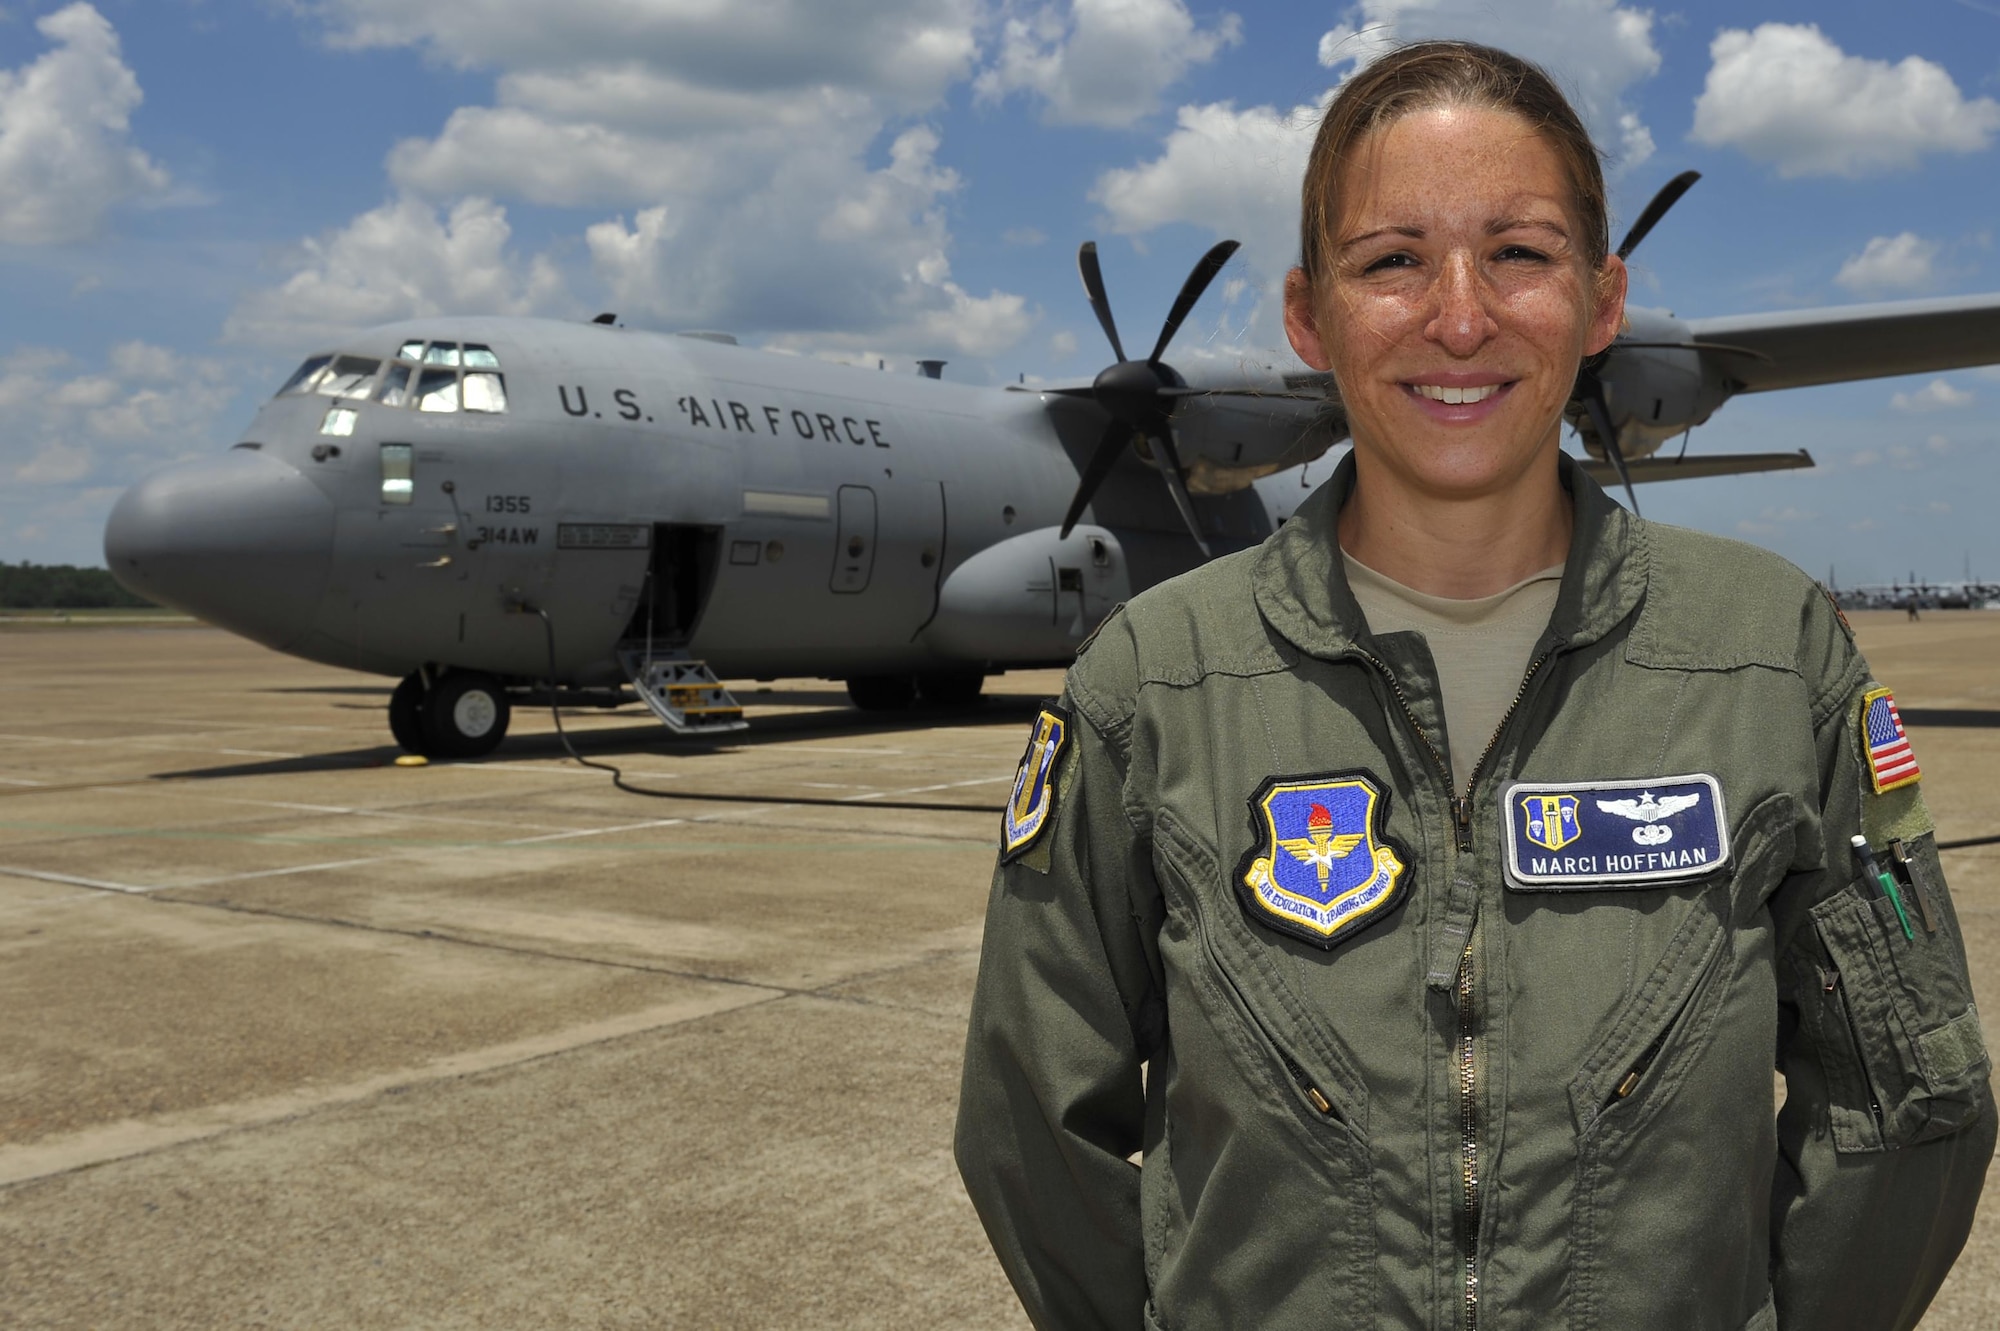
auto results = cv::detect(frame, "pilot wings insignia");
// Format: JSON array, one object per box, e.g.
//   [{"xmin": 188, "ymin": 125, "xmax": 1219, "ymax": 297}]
[
  {"xmin": 1597, "ymin": 791, "xmax": 1701, "ymax": 822},
  {"xmin": 1596, "ymin": 790, "xmax": 1701, "ymax": 846}
]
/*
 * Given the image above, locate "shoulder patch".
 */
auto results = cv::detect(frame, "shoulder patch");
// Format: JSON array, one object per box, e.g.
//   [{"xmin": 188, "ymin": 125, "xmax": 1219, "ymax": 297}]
[
  {"xmin": 1001, "ymin": 706, "xmax": 1070, "ymax": 863},
  {"xmin": 1237, "ymin": 771, "xmax": 1408, "ymax": 949},
  {"xmin": 1860, "ymin": 686, "xmax": 1921, "ymax": 794},
  {"xmin": 1503, "ymin": 774, "xmax": 1729, "ymax": 891}
]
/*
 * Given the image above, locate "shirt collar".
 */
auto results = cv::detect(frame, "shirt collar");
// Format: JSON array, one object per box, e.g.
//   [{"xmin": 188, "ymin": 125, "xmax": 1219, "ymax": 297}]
[{"xmin": 1252, "ymin": 451, "xmax": 1649, "ymax": 660}]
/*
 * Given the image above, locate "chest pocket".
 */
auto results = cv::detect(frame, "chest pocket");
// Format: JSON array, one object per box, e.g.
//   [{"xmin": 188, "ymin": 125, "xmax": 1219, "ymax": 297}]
[{"xmin": 1807, "ymin": 833, "xmax": 1989, "ymax": 1152}]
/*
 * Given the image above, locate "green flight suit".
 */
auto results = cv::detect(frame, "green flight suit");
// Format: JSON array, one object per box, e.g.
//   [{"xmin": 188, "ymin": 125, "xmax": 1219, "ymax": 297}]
[{"xmin": 956, "ymin": 457, "xmax": 1993, "ymax": 1331}]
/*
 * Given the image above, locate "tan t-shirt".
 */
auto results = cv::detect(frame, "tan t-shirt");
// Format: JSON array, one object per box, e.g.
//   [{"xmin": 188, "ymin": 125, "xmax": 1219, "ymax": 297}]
[{"xmin": 1343, "ymin": 551, "xmax": 1564, "ymax": 792}]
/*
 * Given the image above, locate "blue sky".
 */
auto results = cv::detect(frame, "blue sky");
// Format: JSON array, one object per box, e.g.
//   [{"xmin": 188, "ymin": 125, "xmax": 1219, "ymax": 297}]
[{"xmin": 2, "ymin": 0, "xmax": 1997, "ymax": 586}]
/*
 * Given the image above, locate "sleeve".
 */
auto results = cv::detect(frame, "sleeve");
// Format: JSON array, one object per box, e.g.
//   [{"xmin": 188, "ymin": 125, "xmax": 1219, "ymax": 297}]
[
  {"xmin": 954, "ymin": 626, "xmax": 1166, "ymax": 1331},
  {"xmin": 1768, "ymin": 600, "xmax": 1995, "ymax": 1331}
]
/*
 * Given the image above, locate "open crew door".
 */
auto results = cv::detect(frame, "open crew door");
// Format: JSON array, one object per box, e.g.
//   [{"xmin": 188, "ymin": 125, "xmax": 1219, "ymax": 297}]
[{"xmin": 620, "ymin": 523, "xmax": 722, "ymax": 649}]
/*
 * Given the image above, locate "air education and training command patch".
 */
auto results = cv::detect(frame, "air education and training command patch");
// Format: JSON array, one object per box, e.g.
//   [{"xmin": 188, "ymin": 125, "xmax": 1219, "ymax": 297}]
[
  {"xmin": 1238, "ymin": 771, "xmax": 1408, "ymax": 949},
  {"xmin": 1503, "ymin": 774, "xmax": 1729, "ymax": 891},
  {"xmin": 1861, "ymin": 686, "xmax": 1922, "ymax": 794},
  {"xmin": 1001, "ymin": 706, "xmax": 1070, "ymax": 864}
]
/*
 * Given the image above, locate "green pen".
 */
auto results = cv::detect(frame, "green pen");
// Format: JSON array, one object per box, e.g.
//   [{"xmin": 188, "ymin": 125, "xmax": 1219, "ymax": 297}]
[{"xmin": 1852, "ymin": 834, "xmax": 1914, "ymax": 941}]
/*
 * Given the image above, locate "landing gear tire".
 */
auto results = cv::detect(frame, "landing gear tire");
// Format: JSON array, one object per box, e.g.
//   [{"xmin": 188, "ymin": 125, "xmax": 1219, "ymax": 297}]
[
  {"xmin": 916, "ymin": 671, "xmax": 985, "ymax": 707},
  {"xmin": 422, "ymin": 671, "xmax": 511, "ymax": 758},
  {"xmin": 846, "ymin": 675, "xmax": 917, "ymax": 711},
  {"xmin": 389, "ymin": 673, "xmax": 429, "ymax": 753}
]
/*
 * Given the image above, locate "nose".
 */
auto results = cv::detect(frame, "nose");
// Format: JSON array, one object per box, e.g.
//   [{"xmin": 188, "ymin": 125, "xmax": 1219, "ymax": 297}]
[
  {"xmin": 1425, "ymin": 253, "xmax": 1499, "ymax": 356},
  {"xmin": 104, "ymin": 449, "xmax": 335, "ymax": 651}
]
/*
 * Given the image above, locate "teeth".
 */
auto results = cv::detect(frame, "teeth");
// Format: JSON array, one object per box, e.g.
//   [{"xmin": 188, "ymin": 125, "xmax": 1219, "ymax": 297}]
[{"xmin": 1413, "ymin": 383, "xmax": 1501, "ymax": 405}]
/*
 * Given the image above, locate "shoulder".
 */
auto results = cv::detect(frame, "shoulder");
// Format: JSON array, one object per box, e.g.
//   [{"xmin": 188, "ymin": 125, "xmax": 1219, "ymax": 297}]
[
  {"xmin": 1066, "ymin": 544, "xmax": 1289, "ymax": 731},
  {"xmin": 1627, "ymin": 517, "xmax": 1863, "ymax": 702}
]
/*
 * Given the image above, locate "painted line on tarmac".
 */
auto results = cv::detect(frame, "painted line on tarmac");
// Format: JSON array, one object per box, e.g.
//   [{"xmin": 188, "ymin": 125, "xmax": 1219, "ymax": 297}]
[
  {"xmin": 0, "ymin": 864, "xmax": 162, "ymax": 894},
  {"xmin": 0, "ymin": 984, "xmax": 788, "ymax": 1190}
]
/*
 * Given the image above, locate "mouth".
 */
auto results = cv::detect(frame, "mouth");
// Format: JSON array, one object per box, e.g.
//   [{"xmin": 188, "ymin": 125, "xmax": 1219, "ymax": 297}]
[{"xmin": 1401, "ymin": 376, "xmax": 1517, "ymax": 418}]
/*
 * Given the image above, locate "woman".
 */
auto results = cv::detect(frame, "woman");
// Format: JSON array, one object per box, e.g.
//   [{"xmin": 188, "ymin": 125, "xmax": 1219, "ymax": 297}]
[{"xmin": 955, "ymin": 40, "xmax": 1992, "ymax": 1331}]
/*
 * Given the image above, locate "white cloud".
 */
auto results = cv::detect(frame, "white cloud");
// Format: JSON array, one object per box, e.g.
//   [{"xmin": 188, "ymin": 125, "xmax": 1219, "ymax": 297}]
[
  {"xmin": 280, "ymin": 1, "xmax": 1030, "ymax": 362},
  {"xmin": 305, "ymin": 0, "xmax": 980, "ymax": 110},
  {"xmin": 974, "ymin": 0, "xmax": 1243, "ymax": 128},
  {"xmin": 1691, "ymin": 24, "xmax": 2000, "ymax": 178},
  {"xmin": 1890, "ymin": 378, "xmax": 1975, "ymax": 412},
  {"xmin": 0, "ymin": 344, "xmax": 241, "ymax": 495},
  {"xmin": 586, "ymin": 127, "xmax": 1032, "ymax": 357},
  {"xmin": 1316, "ymin": 0, "xmax": 1664, "ymax": 170},
  {"xmin": 1094, "ymin": 97, "xmax": 1319, "ymax": 277},
  {"xmin": 0, "ymin": 3, "xmax": 169, "ymax": 244},
  {"xmin": 224, "ymin": 196, "xmax": 571, "ymax": 348},
  {"xmin": 1835, "ymin": 232, "xmax": 1940, "ymax": 295}
]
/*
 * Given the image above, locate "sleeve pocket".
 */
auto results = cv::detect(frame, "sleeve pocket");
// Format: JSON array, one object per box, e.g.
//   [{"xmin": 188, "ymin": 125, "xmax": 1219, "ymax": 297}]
[{"xmin": 1809, "ymin": 847, "xmax": 1990, "ymax": 1153}]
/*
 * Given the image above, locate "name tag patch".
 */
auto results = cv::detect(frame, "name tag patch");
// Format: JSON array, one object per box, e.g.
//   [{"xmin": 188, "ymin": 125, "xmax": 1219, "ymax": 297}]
[{"xmin": 1503, "ymin": 774, "xmax": 1729, "ymax": 891}]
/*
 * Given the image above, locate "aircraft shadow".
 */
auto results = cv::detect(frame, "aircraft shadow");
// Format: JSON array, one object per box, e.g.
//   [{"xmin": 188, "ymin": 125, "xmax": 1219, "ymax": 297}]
[
  {"xmin": 1901, "ymin": 709, "xmax": 2000, "ymax": 729},
  {"xmin": 149, "ymin": 696, "xmax": 1047, "ymax": 782}
]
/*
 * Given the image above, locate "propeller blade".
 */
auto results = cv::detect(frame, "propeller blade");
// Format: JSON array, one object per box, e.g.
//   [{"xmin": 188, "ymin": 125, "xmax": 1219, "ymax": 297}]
[
  {"xmin": 1148, "ymin": 431, "xmax": 1213, "ymax": 558},
  {"xmin": 1077, "ymin": 242, "xmax": 1128, "ymax": 363},
  {"xmin": 1148, "ymin": 239, "xmax": 1241, "ymax": 365},
  {"xmin": 1578, "ymin": 371, "xmax": 1640, "ymax": 514},
  {"xmin": 1616, "ymin": 170, "xmax": 1700, "ymax": 261},
  {"xmin": 1059, "ymin": 418, "xmax": 1134, "ymax": 539}
]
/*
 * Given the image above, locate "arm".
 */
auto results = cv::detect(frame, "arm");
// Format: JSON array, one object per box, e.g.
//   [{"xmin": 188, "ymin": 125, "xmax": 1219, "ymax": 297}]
[
  {"xmin": 955, "ymin": 646, "xmax": 1165, "ymax": 1330},
  {"xmin": 1769, "ymin": 606, "xmax": 1995, "ymax": 1329}
]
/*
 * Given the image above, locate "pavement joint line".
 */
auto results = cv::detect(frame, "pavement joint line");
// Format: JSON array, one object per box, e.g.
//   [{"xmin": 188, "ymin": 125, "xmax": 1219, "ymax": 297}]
[
  {"xmin": 190, "ymin": 857, "xmax": 394, "ymax": 887},
  {"xmin": 0, "ymin": 863, "xmax": 162, "ymax": 894},
  {"xmin": 0, "ymin": 985, "xmax": 795, "ymax": 1191},
  {"xmin": 502, "ymin": 817, "xmax": 688, "ymax": 846},
  {"xmin": 216, "ymin": 748, "xmax": 304, "ymax": 759}
]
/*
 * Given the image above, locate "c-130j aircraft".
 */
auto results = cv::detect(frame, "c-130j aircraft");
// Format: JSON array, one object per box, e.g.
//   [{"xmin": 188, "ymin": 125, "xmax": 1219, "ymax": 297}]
[{"xmin": 104, "ymin": 175, "xmax": 2000, "ymax": 759}]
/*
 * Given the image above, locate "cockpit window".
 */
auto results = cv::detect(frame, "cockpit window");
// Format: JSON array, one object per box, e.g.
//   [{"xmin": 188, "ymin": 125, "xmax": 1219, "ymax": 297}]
[
  {"xmin": 277, "ymin": 355, "xmax": 332, "ymax": 396},
  {"xmin": 358, "ymin": 341, "xmax": 510, "ymax": 414},
  {"xmin": 416, "ymin": 368, "xmax": 460, "ymax": 413},
  {"xmin": 315, "ymin": 355, "xmax": 381, "ymax": 399},
  {"xmin": 380, "ymin": 443, "xmax": 414, "ymax": 504},
  {"xmin": 462, "ymin": 372, "xmax": 507, "ymax": 413},
  {"xmin": 376, "ymin": 363, "xmax": 412, "ymax": 407}
]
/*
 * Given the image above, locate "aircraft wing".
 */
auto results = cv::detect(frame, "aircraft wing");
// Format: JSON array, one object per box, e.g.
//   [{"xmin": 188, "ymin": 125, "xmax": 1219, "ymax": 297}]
[
  {"xmin": 1688, "ymin": 292, "xmax": 2000, "ymax": 393},
  {"xmin": 1574, "ymin": 449, "xmax": 1814, "ymax": 485}
]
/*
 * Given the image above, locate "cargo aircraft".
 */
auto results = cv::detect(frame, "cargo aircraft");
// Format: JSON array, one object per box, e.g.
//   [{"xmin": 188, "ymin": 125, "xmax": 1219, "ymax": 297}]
[{"xmin": 104, "ymin": 175, "xmax": 2000, "ymax": 758}]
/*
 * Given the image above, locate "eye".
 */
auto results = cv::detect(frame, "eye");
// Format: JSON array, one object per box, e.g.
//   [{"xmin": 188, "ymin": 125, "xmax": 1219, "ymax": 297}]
[
  {"xmin": 1495, "ymin": 244, "xmax": 1551, "ymax": 263},
  {"xmin": 1362, "ymin": 251, "xmax": 1418, "ymax": 274}
]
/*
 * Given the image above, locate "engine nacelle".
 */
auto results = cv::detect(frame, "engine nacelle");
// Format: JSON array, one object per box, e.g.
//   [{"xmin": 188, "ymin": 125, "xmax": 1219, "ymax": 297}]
[
  {"xmin": 923, "ymin": 525, "xmax": 1133, "ymax": 664},
  {"xmin": 1163, "ymin": 361, "xmax": 1346, "ymax": 494},
  {"xmin": 1587, "ymin": 306, "xmax": 1737, "ymax": 459}
]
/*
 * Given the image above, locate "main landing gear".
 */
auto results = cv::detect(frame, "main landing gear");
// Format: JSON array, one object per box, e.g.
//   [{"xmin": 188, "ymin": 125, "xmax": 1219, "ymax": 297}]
[
  {"xmin": 389, "ymin": 668, "xmax": 512, "ymax": 759},
  {"xmin": 845, "ymin": 671, "xmax": 986, "ymax": 712}
]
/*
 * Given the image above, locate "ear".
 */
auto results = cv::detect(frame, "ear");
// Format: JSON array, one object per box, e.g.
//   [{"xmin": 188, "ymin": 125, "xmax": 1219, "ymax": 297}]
[
  {"xmin": 1283, "ymin": 268, "xmax": 1332, "ymax": 371},
  {"xmin": 1584, "ymin": 254, "xmax": 1629, "ymax": 358}
]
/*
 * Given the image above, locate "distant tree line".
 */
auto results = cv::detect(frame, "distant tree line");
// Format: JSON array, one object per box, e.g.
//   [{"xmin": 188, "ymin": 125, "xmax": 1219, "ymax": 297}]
[{"xmin": 0, "ymin": 562, "xmax": 155, "ymax": 609}]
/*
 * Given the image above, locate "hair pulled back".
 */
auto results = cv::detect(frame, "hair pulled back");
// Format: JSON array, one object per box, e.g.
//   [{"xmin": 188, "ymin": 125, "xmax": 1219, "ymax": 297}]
[{"xmin": 1298, "ymin": 40, "xmax": 1609, "ymax": 282}]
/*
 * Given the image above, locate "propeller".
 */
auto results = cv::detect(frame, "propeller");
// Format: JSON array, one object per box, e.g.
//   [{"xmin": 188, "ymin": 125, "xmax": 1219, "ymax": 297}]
[
  {"xmin": 1573, "ymin": 170, "xmax": 1702, "ymax": 512},
  {"xmin": 1055, "ymin": 238, "xmax": 1241, "ymax": 556}
]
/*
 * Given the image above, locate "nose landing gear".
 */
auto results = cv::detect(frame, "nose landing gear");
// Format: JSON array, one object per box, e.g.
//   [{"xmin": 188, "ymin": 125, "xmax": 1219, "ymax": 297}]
[{"xmin": 388, "ymin": 668, "xmax": 512, "ymax": 758}]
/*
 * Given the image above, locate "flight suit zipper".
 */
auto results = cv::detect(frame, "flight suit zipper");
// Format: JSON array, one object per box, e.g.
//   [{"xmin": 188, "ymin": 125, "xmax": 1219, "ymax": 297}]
[{"xmin": 1356, "ymin": 645, "xmax": 1554, "ymax": 1331}]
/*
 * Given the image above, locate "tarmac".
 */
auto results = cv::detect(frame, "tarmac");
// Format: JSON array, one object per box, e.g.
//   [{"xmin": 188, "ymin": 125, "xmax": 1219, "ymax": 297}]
[{"xmin": 0, "ymin": 610, "xmax": 1995, "ymax": 1328}]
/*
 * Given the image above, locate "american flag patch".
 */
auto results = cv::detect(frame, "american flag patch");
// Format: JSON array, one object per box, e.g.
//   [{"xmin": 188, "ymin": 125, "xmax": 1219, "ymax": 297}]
[{"xmin": 1862, "ymin": 686, "xmax": 1921, "ymax": 794}]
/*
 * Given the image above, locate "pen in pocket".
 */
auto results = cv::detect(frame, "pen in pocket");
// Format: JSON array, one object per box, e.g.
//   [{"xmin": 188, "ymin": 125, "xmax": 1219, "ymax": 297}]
[{"xmin": 1852, "ymin": 835, "xmax": 1914, "ymax": 942}]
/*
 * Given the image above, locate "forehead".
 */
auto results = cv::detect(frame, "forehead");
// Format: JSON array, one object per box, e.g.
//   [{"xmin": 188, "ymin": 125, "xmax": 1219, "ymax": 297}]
[{"xmin": 1336, "ymin": 105, "xmax": 1574, "ymax": 226}]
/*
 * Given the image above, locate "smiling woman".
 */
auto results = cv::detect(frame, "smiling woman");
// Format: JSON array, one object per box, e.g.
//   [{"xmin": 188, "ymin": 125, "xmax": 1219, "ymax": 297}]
[{"xmin": 955, "ymin": 39, "xmax": 1993, "ymax": 1331}]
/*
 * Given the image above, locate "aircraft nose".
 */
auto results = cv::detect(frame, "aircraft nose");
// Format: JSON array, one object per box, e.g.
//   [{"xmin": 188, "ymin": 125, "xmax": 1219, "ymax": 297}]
[{"xmin": 104, "ymin": 449, "xmax": 335, "ymax": 650}]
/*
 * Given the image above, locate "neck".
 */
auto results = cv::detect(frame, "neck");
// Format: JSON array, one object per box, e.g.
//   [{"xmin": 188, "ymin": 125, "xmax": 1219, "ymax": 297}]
[{"xmin": 1336, "ymin": 452, "xmax": 1573, "ymax": 599}]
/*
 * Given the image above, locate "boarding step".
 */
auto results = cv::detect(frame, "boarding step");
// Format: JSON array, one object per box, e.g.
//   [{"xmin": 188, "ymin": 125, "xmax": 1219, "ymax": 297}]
[{"xmin": 619, "ymin": 651, "xmax": 748, "ymax": 736}]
